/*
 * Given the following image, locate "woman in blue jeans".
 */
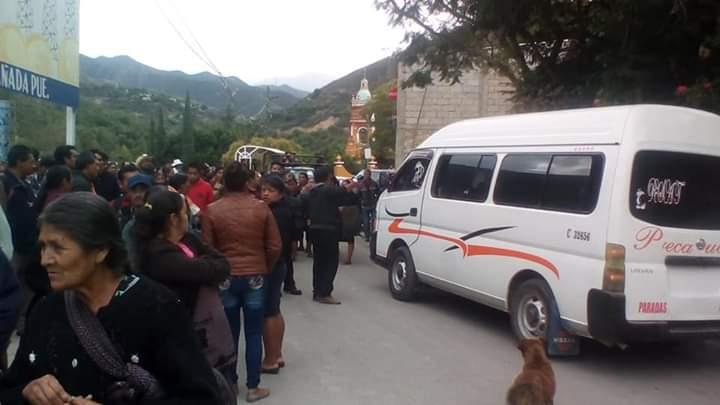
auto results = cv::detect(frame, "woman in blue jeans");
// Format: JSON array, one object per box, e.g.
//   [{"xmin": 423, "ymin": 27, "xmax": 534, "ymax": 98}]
[{"xmin": 203, "ymin": 162, "xmax": 282, "ymax": 403}]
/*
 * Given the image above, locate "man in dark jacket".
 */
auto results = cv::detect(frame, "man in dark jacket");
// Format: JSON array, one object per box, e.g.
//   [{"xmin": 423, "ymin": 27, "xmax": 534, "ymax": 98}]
[
  {"xmin": 71, "ymin": 151, "xmax": 99, "ymax": 192},
  {"xmin": 53, "ymin": 144, "xmax": 78, "ymax": 169},
  {"xmin": 2, "ymin": 145, "xmax": 38, "ymax": 264},
  {"xmin": 1, "ymin": 145, "xmax": 41, "ymax": 336},
  {"xmin": 358, "ymin": 168, "xmax": 380, "ymax": 242},
  {"xmin": 0, "ymin": 249, "xmax": 21, "ymax": 371},
  {"xmin": 92, "ymin": 149, "xmax": 121, "ymax": 201},
  {"xmin": 302, "ymin": 166, "xmax": 358, "ymax": 304},
  {"xmin": 112, "ymin": 164, "xmax": 140, "ymax": 229}
]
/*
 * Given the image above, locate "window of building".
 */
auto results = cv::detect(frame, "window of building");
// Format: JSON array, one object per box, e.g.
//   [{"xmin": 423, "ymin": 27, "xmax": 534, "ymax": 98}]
[
  {"xmin": 432, "ymin": 154, "xmax": 497, "ymax": 202},
  {"xmin": 358, "ymin": 128, "xmax": 369, "ymax": 145},
  {"xmin": 494, "ymin": 153, "xmax": 603, "ymax": 213}
]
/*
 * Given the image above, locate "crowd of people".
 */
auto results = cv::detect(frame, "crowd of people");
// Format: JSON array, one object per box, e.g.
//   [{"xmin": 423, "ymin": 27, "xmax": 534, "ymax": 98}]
[{"xmin": 0, "ymin": 143, "xmax": 383, "ymax": 404}]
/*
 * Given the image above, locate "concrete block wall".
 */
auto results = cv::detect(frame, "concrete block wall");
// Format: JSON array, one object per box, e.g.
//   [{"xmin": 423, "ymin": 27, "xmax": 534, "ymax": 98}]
[{"xmin": 394, "ymin": 64, "xmax": 515, "ymax": 165}]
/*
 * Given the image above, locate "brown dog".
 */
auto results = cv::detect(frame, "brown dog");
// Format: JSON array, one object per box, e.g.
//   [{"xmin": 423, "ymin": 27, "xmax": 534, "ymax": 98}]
[{"xmin": 506, "ymin": 338, "xmax": 556, "ymax": 405}]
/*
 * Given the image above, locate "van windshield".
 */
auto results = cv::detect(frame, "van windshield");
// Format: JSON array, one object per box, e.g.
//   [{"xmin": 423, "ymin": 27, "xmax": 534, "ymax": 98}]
[{"xmin": 630, "ymin": 151, "xmax": 720, "ymax": 230}]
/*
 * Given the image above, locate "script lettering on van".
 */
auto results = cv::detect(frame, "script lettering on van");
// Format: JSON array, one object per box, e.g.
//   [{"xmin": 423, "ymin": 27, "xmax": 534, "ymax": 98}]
[
  {"xmin": 638, "ymin": 301, "xmax": 667, "ymax": 314},
  {"xmin": 634, "ymin": 226, "xmax": 720, "ymax": 254},
  {"xmin": 635, "ymin": 178, "xmax": 686, "ymax": 210}
]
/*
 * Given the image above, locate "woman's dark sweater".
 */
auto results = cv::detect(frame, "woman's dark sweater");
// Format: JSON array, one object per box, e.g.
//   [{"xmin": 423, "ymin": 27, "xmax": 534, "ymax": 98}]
[
  {"xmin": 139, "ymin": 233, "xmax": 229, "ymax": 312},
  {"xmin": 0, "ymin": 275, "xmax": 221, "ymax": 404}
]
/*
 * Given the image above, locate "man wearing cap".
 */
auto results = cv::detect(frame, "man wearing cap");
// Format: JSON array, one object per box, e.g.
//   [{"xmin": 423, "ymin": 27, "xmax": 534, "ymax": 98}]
[{"xmin": 121, "ymin": 174, "xmax": 153, "ymax": 264}]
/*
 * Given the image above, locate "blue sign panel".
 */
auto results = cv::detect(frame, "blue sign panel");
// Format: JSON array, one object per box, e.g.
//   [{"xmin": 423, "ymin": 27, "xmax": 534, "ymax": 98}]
[{"xmin": 0, "ymin": 62, "xmax": 79, "ymax": 108}]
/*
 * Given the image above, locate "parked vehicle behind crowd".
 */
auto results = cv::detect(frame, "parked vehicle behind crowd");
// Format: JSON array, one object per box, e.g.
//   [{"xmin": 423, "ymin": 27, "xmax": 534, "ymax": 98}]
[{"xmin": 372, "ymin": 105, "xmax": 720, "ymax": 351}]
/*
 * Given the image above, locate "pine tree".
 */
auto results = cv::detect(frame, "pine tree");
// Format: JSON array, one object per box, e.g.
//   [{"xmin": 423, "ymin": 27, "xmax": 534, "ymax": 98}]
[
  {"xmin": 156, "ymin": 107, "xmax": 166, "ymax": 160},
  {"xmin": 182, "ymin": 91, "xmax": 195, "ymax": 161},
  {"xmin": 148, "ymin": 118, "xmax": 156, "ymax": 156}
]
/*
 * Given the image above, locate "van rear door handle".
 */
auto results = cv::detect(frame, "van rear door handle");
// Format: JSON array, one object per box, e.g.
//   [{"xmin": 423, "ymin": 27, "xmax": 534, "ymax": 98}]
[{"xmin": 410, "ymin": 208, "xmax": 418, "ymax": 217}]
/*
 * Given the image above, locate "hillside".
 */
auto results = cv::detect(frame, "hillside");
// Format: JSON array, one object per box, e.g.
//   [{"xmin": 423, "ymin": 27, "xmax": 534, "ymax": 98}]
[
  {"xmin": 269, "ymin": 55, "xmax": 399, "ymax": 130},
  {"xmin": 80, "ymin": 55, "xmax": 305, "ymax": 116},
  {"xmin": 0, "ymin": 82, "xmax": 251, "ymax": 164},
  {"xmin": 2, "ymin": 54, "xmax": 398, "ymax": 166}
]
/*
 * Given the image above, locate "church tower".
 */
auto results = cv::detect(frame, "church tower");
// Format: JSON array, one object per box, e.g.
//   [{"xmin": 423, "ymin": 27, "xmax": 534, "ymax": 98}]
[{"xmin": 345, "ymin": 76, "xmax": 372, "ymax": 160}]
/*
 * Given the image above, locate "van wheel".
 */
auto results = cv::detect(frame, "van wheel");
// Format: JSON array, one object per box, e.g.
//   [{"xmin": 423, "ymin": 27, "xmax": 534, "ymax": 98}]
[
  {"xmin": 389, "ymin": 246, "xmax": 419, "ymax": 301},
  {"xmin": 510, "ymin": 279, "xmax": 555, "ymax": 340}
]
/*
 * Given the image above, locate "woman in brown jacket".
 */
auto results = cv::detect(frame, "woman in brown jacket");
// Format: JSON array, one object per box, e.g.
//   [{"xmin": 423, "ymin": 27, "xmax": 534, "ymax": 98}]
[{"xmin": 202, "ymin": 162, "xmax": 282, "ymax": 403}]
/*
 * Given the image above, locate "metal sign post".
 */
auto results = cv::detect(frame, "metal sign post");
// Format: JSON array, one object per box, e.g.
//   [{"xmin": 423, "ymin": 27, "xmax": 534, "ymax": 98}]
[{"xmin": 66, "ymin": 106, "xmax": 76, "ymax": 145}]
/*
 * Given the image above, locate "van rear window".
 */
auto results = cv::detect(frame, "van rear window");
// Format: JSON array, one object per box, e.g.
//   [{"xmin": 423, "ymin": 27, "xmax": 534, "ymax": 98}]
[{"xmin": 631, "ymin": 151, "xmax": 720, "ymax": 229}]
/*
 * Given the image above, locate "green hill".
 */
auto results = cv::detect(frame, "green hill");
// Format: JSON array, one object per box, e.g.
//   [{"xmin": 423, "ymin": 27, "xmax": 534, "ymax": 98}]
[
  {"xmin": 1, "ymin": 55, "xmax": 397, "ymax": 165},
  {"xmin": 80, "ymin": 55, "xmax": 305, "ymax": 116},
  {"xmin": 1, "ymin": 83, "xmax": 257, "ymax": 164}
]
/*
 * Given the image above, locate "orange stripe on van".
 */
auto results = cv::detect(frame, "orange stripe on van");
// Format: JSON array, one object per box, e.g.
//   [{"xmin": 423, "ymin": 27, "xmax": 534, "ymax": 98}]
[
  {"xmin": 388, "ymin": 218, "xmax": 469, "ymax": 255},
  {"xmin": 465, "ymin": 245, "xmax": 560, "ymax": 279},
  {"xmin": 388, "ymin": 218, "xmax": 559, "ymax": 279}
]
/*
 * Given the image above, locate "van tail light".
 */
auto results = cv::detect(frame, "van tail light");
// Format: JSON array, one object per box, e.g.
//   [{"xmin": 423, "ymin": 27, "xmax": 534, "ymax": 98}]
[{"xmin": 603, "ymin": 243, "xmax": 626, "ymax": 293}]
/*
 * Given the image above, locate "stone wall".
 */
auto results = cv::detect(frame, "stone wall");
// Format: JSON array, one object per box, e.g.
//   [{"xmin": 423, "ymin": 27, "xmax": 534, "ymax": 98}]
[{"xmin": 395, "ymin": 65, "xmax": 514, "ymax": 165}]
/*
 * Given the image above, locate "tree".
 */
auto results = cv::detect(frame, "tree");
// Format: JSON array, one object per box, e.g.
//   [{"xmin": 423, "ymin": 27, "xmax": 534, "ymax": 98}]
[
  {"xmin": 148, "ymin": 118, "xmax": 157, "ymax": 156},
  {"xmin": 156, "ymin": 107, "xmax": 167, "ymax": 160},
  {"xmin": 364, "ymin": 81, "xmax": 396, "ymax": 166},
  {"xmin": 376, "ymin": 0, "xmax": 720, "ymax": 111},
  {"xmin": 182, "ymin": 91, "xmax": 195, "ymax": 160}
]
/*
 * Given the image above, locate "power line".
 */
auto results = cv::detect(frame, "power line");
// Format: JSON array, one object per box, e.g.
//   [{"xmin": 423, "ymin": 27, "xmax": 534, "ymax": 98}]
[
  {"xmin": 153, "ymin": 0, "xmax": 241, "ymax": 120},
  {"xmin": 153, "ymin": 0, "xmax": 221, "ymax": 79},
  {"xmin": 166, "ymin": 1, "xmax": 224, "ymax": 83}
]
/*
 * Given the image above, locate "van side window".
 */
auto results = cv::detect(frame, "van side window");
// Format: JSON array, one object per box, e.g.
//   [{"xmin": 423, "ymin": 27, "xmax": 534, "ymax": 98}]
[
  {"xmin": 432, "ymin": 154, "xmax": 497, "ymax": 202},
  {"xmin": 544, "ymin": 155, "xmax": 603, "ymax": 212},
  {"xmin": 391, "ymin": 157, "xmax": 431, "ymax": 192},
  {"xmin": 495, "ymin": 154, "xmax": 603, "ymax": 213},
  {"xmin": 494, "ymin": 154, "xmax": 552, "ymax": 207}
]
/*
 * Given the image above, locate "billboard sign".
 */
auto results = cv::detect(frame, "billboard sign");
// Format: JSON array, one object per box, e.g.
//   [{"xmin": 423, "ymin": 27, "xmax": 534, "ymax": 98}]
[{"xmin": 0, "ymin": 0, "xmax": 80, "ymax": 107}]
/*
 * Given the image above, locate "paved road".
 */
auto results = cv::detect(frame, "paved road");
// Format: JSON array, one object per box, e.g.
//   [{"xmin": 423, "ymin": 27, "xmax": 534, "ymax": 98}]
[
  {"xmin": 256, "ymin": 242, "xmax": 720, "ymax": 405},
  {"xmin": 7, "ymin": 242, "xmax": 720, "ymax": 404}
]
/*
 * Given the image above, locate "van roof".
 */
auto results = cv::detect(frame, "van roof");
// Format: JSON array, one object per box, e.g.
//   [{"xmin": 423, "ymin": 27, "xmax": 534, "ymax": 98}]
[{"xmin": 417, "ymin": 105, "xmax": 720, "ymax": 149}]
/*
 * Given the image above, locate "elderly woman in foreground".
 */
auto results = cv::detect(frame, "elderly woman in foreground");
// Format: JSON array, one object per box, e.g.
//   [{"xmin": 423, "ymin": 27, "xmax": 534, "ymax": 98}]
[{"xmin": 0, "ymin": 192, "xmax": 221, "ymax": 405}]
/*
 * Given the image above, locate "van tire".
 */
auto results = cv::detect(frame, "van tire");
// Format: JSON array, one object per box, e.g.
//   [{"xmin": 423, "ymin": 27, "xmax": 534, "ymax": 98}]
[
  {"xmin": 388, "ymin": 246, "xmax": 419, "ymax": 301},
  {"xmin": 510, "ymin": 278, "xmax": 555, "ymax": 341}
]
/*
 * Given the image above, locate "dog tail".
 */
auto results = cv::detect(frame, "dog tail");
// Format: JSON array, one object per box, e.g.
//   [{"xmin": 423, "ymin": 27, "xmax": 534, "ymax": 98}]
[{"xmin": 506, "ymin": 383, "xmax": 545, "ymax": 405}]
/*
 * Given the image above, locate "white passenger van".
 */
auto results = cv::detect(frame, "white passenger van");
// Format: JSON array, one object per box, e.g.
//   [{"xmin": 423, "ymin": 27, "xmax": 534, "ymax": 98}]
[{"xmin": 371, "ymin": 105, "xmax": 720, "ymax": 346}]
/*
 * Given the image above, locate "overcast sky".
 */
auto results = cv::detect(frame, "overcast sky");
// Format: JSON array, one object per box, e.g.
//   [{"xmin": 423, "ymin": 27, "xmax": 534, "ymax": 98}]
[{"xmin": 79, "ymin": 0, "xmax": 406, "ymax": 90}]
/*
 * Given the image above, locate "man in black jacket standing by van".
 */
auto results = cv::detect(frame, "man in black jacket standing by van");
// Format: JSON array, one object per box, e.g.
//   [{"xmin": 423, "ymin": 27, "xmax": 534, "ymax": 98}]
[{"xmin": 302, "ymin": 166, "xmax": 358, "ymax": 304}]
